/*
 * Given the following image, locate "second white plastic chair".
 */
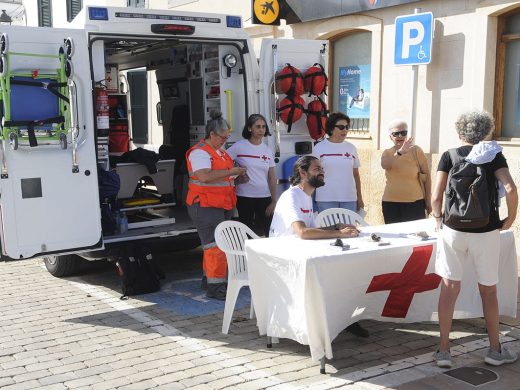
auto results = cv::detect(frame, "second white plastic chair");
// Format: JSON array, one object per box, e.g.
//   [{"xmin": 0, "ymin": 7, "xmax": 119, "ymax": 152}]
[
  {"xmin": 316, "ymin": 207, "xmax": 369, "ymax": 228},
  {"xmin": 214, "ymin": 220, "xmax": 259, "ymax": 334}
]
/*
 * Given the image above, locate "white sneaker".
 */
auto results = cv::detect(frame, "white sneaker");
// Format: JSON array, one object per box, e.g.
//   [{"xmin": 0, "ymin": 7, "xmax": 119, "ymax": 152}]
[
  {"xmin": 485, "ymin": 345, "xmax": 518, "ymax": 366},
  {"xmin": 433, "ymin": 350, "xmax": 453, "ymax": 368}
]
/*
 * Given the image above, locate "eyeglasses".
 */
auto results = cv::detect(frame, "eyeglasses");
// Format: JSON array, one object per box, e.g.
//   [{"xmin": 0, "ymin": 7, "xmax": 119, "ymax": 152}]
[
  {"xmin": 334, "ymin": 124, "xmax": 349, "ymax": 130},
  {"xmin": 391, "ymin": 130, "xmax": 408, "ymax": 137},
  {"xmin": 213, "ymin": 132, "xmax": 230, "ymax": 141}
]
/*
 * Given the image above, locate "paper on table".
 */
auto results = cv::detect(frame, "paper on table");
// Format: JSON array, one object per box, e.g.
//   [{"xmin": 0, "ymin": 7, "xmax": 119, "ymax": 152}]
[{"xmin": 402, "ymin": 232, "xmax": 436, "ymax": 241}]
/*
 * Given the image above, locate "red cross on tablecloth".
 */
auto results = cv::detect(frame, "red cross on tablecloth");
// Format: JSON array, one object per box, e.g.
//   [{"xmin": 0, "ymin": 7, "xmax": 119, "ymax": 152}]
[{"xmin": 366, "ymin": 245, "xmax": 441, "ymax": 318}]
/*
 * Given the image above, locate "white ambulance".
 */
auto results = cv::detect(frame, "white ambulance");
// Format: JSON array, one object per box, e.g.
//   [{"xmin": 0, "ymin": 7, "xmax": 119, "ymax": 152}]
[{"xmin": 0, "ymin": 6, "xmax": 328, "ymax": 276}]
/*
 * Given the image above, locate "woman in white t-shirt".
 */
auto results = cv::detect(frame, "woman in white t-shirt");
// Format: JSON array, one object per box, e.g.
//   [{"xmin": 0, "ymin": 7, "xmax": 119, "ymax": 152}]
[
  {"xmin": 226, "ymin": 114, "xmax": 276, "ymax": 236},
  {"xmin": 312, "ymin": 112, "xmax": 364, "ymax": 213}
]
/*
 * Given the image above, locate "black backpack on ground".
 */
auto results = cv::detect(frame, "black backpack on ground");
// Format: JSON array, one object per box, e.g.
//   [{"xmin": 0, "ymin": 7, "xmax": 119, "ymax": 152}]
[
  {"xmin": 116, "ymin": 252, "xmax": 163, "ymax": 299},
  {"xmin": 443, "ymin": 148, "xmax": 497, "ymax": 229}
]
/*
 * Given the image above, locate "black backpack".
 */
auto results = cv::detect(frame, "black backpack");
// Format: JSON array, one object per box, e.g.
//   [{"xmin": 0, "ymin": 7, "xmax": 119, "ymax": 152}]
[
  {"xmin": 116, "ymin": 253, "xmax": 162, "ymax": 299},
  {"xmin": 443, "ymin": 148, "xmax": 496, "ymax": 229}
]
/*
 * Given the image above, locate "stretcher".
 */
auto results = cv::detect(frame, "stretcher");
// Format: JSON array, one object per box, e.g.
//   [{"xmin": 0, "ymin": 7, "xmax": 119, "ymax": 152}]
[{"xmin": 0, "ymin": 34, "xmax": 80, "ymax": 176}]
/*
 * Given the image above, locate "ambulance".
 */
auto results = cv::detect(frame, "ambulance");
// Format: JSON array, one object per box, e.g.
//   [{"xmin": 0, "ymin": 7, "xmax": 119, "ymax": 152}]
[{"xmin": 0, "ymin": 6, "xmax": 328, "ymax": 276}]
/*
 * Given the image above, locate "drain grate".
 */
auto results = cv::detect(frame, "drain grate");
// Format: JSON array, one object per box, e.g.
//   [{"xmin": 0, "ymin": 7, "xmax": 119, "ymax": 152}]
[{"xmin": 444, "ymin": 366, "xmax": 498, "ymax": 386}]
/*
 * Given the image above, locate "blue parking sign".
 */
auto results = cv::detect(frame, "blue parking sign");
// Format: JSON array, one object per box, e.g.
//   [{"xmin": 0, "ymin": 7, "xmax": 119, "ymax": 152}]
[{"xmin": 395, "ymin": 12, "xmax": 433, "ymax": 65}]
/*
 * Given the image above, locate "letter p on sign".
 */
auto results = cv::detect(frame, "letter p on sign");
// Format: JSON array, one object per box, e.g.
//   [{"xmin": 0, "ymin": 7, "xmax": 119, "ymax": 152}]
[{"xmin": 394, "ymin": 12, "xmax": 433, "ymax": 65}]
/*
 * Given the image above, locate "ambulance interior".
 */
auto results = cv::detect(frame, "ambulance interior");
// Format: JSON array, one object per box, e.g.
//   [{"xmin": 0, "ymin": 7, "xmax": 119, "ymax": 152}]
[{"xmin": 92, "ymin": 37, "xmax": 245, "ymax": 240}]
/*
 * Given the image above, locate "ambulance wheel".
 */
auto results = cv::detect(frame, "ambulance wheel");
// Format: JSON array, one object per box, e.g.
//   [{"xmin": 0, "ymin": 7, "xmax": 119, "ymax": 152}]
[
  {"xmin": 0, "ymin": 33, "xmax": 8, "ymax": 55},
  {"xmin": 43, "ymin": 254, "xmax": 82, "ymax": 277},
  {"xmin": 9, "ymin": 132, "xmax": 17, "ymax": 150},
  {"xmin": 59, "ymin": 133, "xmax": 67, "ymax": 149},
  {"xmin": 0, "ymin": 54, "xmax": 6, "ymax": 77},
  {"xmin": 64, "ymin": 38, "xmax": 74, "ymax": 58},
  {"xmin": 65, "ymin": 60, "xmax": 73, "ymax": 79}
]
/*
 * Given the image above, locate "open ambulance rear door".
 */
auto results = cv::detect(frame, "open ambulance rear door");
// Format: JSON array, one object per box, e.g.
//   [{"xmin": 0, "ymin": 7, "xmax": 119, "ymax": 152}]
[
  {"xmin": 258, "ymin": 39, "xmax": 328, "ymax": 191},
  {"xmin": 0, "ymin": 26, "xmax": 102, "ymax": 260}
]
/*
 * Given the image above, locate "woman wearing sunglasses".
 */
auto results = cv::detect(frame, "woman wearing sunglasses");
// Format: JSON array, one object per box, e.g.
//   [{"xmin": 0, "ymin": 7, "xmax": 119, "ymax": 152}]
[
  {"xmin": 380, "ymin": 119, "xmax": 432, "ymax": 223},
  {"xmin": 312, "ymin": 112, "xmax": 364, "ymax": 214}
]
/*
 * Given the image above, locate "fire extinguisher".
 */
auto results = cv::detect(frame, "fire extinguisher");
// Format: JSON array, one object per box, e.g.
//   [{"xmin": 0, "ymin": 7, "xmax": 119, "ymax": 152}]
[{"xmin": 95, "ymin": 86, "xmax": 109, "ymax": 133}]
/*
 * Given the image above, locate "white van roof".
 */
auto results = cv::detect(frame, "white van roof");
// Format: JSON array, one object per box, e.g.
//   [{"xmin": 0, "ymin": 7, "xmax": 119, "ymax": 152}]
[{"xmin": 69, "ymin": 6, "xmax": 249, "ymax": 41}]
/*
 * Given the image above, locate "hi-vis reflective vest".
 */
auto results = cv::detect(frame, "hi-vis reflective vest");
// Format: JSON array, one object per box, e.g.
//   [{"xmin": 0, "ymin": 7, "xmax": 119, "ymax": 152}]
[{"xmin": 186, "ymin": 142, "xmax": 237, "ymax": 210}]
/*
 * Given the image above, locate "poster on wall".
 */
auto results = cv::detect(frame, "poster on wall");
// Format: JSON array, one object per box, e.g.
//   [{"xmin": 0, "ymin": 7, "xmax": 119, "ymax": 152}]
[{"xmin": 338, "ymin": 65, "xmax": 370, "ymax": 119}]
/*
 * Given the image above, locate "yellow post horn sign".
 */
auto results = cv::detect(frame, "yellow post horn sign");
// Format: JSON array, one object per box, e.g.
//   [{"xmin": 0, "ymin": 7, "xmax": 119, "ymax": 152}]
[{"xmin": 252, "ymin": 0, "xmax": 280, "ymax": 25}]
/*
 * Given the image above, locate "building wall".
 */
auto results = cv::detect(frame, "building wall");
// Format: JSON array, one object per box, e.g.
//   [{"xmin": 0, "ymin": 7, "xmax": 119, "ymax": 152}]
[{"xmin": 286, "ymin": 0, "xmax": 520, "ymax": 247}]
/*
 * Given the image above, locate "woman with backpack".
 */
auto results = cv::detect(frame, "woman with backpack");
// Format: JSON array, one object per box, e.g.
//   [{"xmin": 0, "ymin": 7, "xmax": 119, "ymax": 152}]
[
  {"xmin": 380, "ymin": 119, "xmax": 432, "ymax": 223},
  {"xmin": 431, "ymin": 110, "xmax": 518, "ymax": 368}
]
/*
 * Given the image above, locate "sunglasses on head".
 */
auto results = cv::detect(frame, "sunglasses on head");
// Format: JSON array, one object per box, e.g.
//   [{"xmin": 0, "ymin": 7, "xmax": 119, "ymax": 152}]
[
  {"xmin": 391, "ymin": 130, "xmax": 408, "ymax": 137},
  {"xmin": 334, "ymin": 124, "xmax": 349, "ymax": 130}
]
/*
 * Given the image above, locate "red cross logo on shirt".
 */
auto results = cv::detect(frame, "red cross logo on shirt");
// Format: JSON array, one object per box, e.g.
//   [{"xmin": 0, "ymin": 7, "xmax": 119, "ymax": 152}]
[
  {"xmin": 261, "ymin": 155, "xmax": 269, "ymax": 161},
  {"xmin": 366, "ymin": 245, "xmax": 441, "ymax": 318}
]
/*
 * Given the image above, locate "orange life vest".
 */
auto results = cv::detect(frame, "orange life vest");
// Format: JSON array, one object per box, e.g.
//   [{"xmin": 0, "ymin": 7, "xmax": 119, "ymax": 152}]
[{"xmin": 186, "ymin": 142, "xmax": 236, "ymax": 210}]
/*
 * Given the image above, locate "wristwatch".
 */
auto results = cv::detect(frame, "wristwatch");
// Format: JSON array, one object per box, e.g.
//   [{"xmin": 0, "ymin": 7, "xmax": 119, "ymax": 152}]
[{"xmin": 395, "ymin": 150, "xmax": 402, "ymax": 156}]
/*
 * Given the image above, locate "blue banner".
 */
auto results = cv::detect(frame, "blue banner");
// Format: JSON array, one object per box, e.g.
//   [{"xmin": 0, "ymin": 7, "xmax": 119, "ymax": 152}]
[{"xmin": 339, "ymin": 65, "xmax": 371, "ymax": 119}]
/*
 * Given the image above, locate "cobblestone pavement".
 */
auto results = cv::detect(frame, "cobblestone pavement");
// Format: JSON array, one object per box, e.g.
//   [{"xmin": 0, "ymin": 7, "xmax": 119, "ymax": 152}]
[{"xmin": 1, "ymin": 248, "xmax": 519, "ymax": 390}]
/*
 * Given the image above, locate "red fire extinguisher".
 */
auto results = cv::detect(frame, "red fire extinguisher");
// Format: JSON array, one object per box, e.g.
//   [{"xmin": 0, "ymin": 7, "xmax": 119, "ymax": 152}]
[{"xmin": 95, "ymin": 86, "xmax": 109, "ymax": 133}]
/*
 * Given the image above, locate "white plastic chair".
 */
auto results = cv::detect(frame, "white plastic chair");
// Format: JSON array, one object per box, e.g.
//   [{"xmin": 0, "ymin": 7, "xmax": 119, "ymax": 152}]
[
  {"xmin": 214, "ymin": 220, "xmax": 259, "ymax": 334},
  {"xmin": 316, "ymin": 208, "xmax": 369, "ymax": 228}
]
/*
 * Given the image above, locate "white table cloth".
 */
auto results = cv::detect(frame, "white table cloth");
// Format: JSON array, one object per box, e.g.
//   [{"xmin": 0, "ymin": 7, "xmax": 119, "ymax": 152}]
[{"xmin": 245, "ymin": 219, "xmax": 518, "ymax": 361}]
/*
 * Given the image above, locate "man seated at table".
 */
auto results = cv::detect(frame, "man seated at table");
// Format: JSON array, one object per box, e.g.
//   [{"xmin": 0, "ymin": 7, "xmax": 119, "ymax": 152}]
[{"xmin": 269, "ymin": 155, "xmax": 369, "ymax": 337}]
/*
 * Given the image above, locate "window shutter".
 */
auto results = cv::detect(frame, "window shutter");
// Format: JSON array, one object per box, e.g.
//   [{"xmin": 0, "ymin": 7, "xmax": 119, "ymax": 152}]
[
  {"xmin": 38, "ymin": 0, "xmax": 52, "ymax": 27},
  {"xmin": 127, "ymin": 0, "xmax": 146, "ymax": 8},
  {"xmin": 67, "ymin": 0, "xmax": 82, "ymax": 22}
]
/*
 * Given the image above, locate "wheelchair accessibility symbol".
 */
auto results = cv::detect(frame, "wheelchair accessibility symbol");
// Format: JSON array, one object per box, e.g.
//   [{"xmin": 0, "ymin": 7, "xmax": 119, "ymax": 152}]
[{"xmin": 417, "ymin": 45, "xmax": 426, "ymax": 60}]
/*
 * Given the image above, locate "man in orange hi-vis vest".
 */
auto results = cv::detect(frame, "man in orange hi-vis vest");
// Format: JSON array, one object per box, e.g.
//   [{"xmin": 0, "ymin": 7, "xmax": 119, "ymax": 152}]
[{"xmin": 186, "ymin": 110, "xmax": 248, "ymax": 300}]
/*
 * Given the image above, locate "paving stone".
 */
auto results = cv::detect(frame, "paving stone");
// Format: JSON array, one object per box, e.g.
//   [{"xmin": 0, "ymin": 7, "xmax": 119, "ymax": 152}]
[
  {"xmin": 1, "ymin": 357, "xmax": 39, "ymax": 370},
  {"xmin": 117, "ymin": 379, "xmax": 157, "ymax": 390},
  {"xmin": 38, "ymin": 372, "xmax": 77, "ymax": 386},
  {"xmin": 13, "ymin": 369, "xmax": 52, "ymax": 383},
  {"xmin": 154, "ymin": 383, "xmax": 186, "ymax": 390},
  {"xmin": 1, "ymin": 379, "xmax": 42, "ymax": 389},
  {"xmin": 237, "ymin": 377, "xmax": 282, "ymax": 390},
  {"xmin": 91, "ymin": 376, "xmax": 133, "ymax": 390},
  {"xmin": 37, "ymin": 384, "xmax": 68, "ymax": 390},
  {"xmin": 205, "ymin": 375, "xmax": 246, "ymax": 389},
  {"xmin": 0, "ymin": 377, "xmax": 15, "ymax": 387},
  {"xmin": 180, "ymin": 373, "xmax": 219, "ymax": 387},
  {"xmin": 49, "ymin": 362, "xmax": 88, "ymax": 375},
  {"xmin": 158, "ymin": 360, "xmax": 196, "ymax": 374},
  {"xmin": 126, "ymin": 368, "xmax": 164, "ymax": 383}
]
